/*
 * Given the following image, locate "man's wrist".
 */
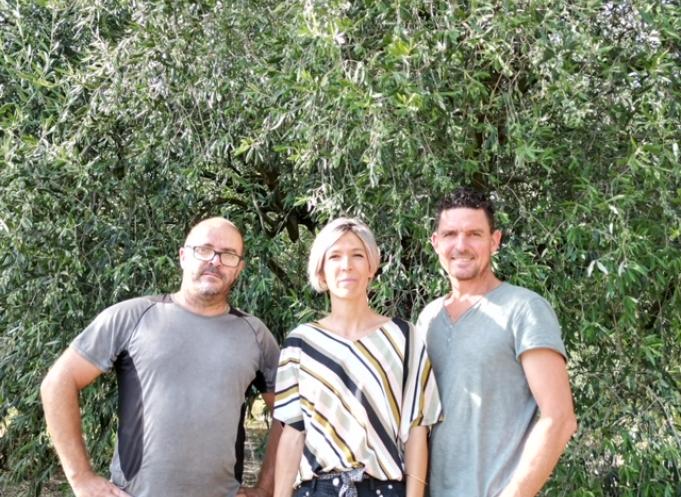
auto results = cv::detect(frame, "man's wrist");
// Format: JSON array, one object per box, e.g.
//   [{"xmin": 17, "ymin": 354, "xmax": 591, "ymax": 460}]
[
  {"xmin": 238, "ymin": 485, "xmax": 272, "ymax": 497},
  {"xmin": 67, "ymin": 467, "xmax": 98, "ymax": 488},
  {"xmin": 255, "ymin": 485, "xmax": 272, "ymax": 497},
  {"xmin": 66, "ymin": 465, "xmax": 94, "ymax": 480}
]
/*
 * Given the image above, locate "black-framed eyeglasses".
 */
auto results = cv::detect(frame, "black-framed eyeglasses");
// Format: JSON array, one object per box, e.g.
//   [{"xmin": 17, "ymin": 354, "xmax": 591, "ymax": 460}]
[{"xmin": 186, "ymin": 245, "xmax": 243, "ymax": 267}]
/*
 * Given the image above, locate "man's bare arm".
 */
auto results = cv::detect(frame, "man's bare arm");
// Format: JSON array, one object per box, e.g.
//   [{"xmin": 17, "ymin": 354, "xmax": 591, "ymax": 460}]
[
  {"xmin": 498, "ymin": 348, "xmax": 577, "ymax": 497},
  {"xmin": 40, "ymin": 348, "xmax": 130, "ymax": 497},
  {"xmin": 238, "ymin": 392, "xmax": 283, "ymax": 497}
]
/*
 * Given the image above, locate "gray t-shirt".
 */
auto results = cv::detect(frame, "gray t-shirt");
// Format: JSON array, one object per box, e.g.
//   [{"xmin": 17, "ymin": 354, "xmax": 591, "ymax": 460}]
[
  {"xmin": 417, "ymin": 283, "xmax": 566, "ymax": 497},
  {"xmin": 71, "ymin": 295, "xmax": 280, "ymax": 497}
]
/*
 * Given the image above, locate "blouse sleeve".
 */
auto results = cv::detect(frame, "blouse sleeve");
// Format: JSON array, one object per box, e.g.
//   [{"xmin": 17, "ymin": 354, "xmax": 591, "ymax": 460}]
[
  {"xmin": 399, "ymin": 320, "xmax": 442, "ymax": 443},
  {"xmin": 273, "ymin": 332, "xmax": 305, "ymax": 431}
]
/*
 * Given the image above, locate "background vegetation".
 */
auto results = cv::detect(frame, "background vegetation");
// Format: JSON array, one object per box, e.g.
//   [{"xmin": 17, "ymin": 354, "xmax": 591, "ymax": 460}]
[{"xmin": 1, "ymin": 0, "xmax": 679, "ymax": 495}]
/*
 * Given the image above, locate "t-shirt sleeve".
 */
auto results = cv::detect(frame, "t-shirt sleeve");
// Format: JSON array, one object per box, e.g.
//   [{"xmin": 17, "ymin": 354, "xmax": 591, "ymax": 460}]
[
  {"xmin": 399, "ymin": 320, "xmax": 442, "ymax": 443},
  {"xmin": 254, "ymin": 320, "xmax": 280, "ymax": 392},
  {"xmin": 513, "ymin": 296, "xmax": 567, "ymax": 360},
  {"xmin": 273, "ymin": 333, "xmax": 305, "ymax": 431},
  {"xmin": 70, "ymin": 300, "xmax": 148, "ymax": 372}
]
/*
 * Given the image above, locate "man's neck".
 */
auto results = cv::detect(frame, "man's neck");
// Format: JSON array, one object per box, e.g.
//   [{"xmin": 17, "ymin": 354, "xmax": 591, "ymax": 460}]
[
  {"xmin": 173, "ymin": 291, "xmax": 230, "ymax": 317},
  {"xmin": 448, "ymin": 272, "xmax": 501, "ymax": 301},
  {"xmin": 444, "ymin": 272, "xmax": 502, "ymax": 322}
]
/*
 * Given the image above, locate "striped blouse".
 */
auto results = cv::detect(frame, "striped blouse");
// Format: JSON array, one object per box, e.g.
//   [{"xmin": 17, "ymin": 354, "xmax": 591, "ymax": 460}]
[{"xmin": 274, "ymin": 318, "xmax": 442, "ymax": 483}]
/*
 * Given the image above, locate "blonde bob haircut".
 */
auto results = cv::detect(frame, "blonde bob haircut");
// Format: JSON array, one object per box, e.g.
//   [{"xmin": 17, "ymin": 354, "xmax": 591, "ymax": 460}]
[{"xmin": 307, "ymin": 217, "xmax": 381, "ymax": 292}]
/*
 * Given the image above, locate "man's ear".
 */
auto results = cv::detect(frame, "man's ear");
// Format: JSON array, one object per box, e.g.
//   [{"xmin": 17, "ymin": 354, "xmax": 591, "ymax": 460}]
[
  {"xmin": 492, "ymin": 229, "xmax": 502, "ymax": 253},
  {"xmin": 179, "ymin": 247, "xmax": 187, "ymax": 269},
  {"xmin": 430, "ymin": 232, "xmax": 438, "ymax": 250}
]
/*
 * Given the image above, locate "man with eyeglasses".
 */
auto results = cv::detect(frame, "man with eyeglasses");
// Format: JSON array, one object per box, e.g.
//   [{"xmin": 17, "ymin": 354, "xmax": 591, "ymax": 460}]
[{"xmin": 41, "ymin": 217, "xmax": 281, "ymax": 497}]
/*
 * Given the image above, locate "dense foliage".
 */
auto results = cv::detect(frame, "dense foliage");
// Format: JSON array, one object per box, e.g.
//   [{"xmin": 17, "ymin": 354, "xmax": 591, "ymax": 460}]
[{"xmin": 1, "ymin": 0, "xmax": 679, "ymax": 495}]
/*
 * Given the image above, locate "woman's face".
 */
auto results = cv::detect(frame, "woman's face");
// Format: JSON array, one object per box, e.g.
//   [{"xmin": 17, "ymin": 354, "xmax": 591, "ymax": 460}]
[{"xmin": 320, "ymin": 231, "xmax": 373, "ymax": 299}]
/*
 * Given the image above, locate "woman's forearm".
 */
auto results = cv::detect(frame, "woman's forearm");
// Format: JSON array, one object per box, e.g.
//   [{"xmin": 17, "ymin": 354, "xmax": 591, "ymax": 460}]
[
  {"xmin": 274, "ymin": 424, "xmax": 305, "ymax": 497},
  {"xmin": 404, "ymin": 426, "xmax": 428, "ymax": 497}
]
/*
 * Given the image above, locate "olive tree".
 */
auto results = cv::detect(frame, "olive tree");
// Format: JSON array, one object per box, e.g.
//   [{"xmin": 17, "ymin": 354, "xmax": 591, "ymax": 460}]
[{"xmin": 1, "ymin": 0, "xmax": 679, "ymax": 495}]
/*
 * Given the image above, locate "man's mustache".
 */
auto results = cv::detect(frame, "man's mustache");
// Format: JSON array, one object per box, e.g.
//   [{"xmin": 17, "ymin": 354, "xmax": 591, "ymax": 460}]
[{"xmin": 202, "ymin": 266, "xmax": 222, "ymax": 276}]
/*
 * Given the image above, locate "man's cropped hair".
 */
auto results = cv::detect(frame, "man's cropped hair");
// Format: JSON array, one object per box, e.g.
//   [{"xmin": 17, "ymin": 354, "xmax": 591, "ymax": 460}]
[{"xmin": 435, "ymin": 187, "xmax": 496, "ymax": 231}]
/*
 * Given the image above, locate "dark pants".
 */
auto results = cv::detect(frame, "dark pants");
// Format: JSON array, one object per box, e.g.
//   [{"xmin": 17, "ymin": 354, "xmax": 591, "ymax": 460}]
[{"xmin": 294, "ymin": 476, "xmax": 405, "ymax": 497}]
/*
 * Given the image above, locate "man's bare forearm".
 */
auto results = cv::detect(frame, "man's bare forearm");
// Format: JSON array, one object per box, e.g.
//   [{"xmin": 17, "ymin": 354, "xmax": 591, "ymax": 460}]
[
  {"xmin": 500, "ymin": 349, "xmax": 578, "ymax": 497},
  {"xmin": 41, "ymin": 349, "xmax": 129, "ymax": 497},
  {"xmin": 41, "ymin": 361, "xmax": 95, "ymax": 484},
  {"xmin": 256, "ymin": 420, "xmax": 284, "ymax": 496},
  {"xmin": 498, "ymin": 413, "xmax": 576, "ymax": 497}
]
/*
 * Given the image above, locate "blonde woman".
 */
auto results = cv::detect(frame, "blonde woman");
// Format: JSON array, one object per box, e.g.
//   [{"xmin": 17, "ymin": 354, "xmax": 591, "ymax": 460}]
[{"xmin": 273, "ymin": 218, "xmax": 441, "ymax": 497}]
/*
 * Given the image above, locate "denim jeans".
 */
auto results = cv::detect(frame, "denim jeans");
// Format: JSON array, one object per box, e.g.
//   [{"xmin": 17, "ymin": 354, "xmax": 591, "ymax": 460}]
[{"xmin": 294, "ymin": 476, "xmax": 405, "ymax": 497}]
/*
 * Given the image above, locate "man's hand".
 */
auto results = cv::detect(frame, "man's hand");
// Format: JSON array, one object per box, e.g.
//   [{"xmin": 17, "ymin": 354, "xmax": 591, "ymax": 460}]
[
  {"xmin": 70, "ymin": 472, "xmax": 131, "ymax": 497},
  {"xmin": 237, "ymin": 486, "xmax": 270, "ymax": 497}
]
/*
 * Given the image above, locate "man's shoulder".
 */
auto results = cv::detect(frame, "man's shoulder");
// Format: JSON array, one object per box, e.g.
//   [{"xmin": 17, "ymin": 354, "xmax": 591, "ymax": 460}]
[
  {"xmin": 494, "ymin": 283, "xmax": 554, "ymax": 309},
  {"xmin": 495, "ymin": 283, "xmax": 565, "ymax": 355},
  {"xmin": 98, "ymin": 294, "xmax": 168, "ymax": 319},
  {"xmin": 228, "ymin": 306, "xmax": 265, "ymax": 326},
  {"xmin": 418, "ymin": 296, "xmax": 446, "ymax": 320},
  {"xmin": 415, "ymin": 296, "xmax": 447, "ymax": 334},
  {"xmin": 227, "ymin": 307, "xmax": 275, "ymax": 338},
  {"xmin": 496, "ymin": 282, "xmax": 538, "ymax": 298},
  {"xmin": 72, "ymin": 296, "xmax": 170, "ymax": 369}
]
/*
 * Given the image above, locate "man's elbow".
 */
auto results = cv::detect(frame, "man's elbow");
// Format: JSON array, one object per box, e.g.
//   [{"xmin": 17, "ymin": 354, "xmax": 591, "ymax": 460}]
[
  {"xmin": 553, "ymin": 408, "xmax": 578, "ymax": 447},
  {"xmin": 40, "ymin": 361, "xmax": 77, "ymax": 406},
  {"xmin": 541, "ymin": 406, "xmax": 577, "ymax": 448},
  {"xmin": 40, "ymin": 368, "xmax": 61, "ymax": 406}
]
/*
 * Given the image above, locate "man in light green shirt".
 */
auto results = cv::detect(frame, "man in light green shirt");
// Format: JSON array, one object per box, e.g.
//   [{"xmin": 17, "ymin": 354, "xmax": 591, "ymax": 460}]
[{"xmin": 418, "ymin": 188, "xmax": 577, "ymax": 497}]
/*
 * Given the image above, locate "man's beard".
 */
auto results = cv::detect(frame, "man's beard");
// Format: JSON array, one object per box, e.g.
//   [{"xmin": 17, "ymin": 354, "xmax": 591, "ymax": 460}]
[
  {"xmin": 194, "ymin": 268, "xmax": 231, "ymax": 298},
  {"xmin": 197, "ymin": 284, "xmax": 225, "ymax": 297}
]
